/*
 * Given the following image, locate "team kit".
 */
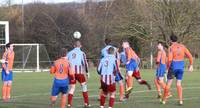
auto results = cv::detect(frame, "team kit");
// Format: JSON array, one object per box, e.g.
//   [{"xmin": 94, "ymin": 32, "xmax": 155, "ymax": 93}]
[{"xmin": 1, "ymin": 35, "xmax": 193, "ymax": 108}]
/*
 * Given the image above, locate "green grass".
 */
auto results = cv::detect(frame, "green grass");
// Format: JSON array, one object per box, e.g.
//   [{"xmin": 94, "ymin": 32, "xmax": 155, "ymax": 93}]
[{"xmin": 0, "ymin": 68, "xmax": 200, "ymax": 108}]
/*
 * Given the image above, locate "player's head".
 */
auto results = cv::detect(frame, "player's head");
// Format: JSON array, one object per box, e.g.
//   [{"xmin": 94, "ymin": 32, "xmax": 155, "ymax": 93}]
[
  {"xmin": 122, "ymin": 40, "xmax": 130, "ymax": 48},
  {"xmin": 74, "ymin": 41, "xmax": 82, "ymax": 48},
  {"xmin": 58, "ymin": 48, "xmax": 67, "ymax": 58},
  {"xmin": 6, "ymin": 42, "xmax": 14, "ymax": 51},
  {"xmin": 108, "ymin": 47, "xmax": 115, "ymax": 55},
  {"xmin": 157, "ymin": 41, "xmax": 164, "ymax": 50},
  {"xmin": 170, "ymin": 34, "xmax": 178, "ymax": 42},
  {"xmin": 104, "ymin": 38, "xmax": 111, "ymax": 45}
]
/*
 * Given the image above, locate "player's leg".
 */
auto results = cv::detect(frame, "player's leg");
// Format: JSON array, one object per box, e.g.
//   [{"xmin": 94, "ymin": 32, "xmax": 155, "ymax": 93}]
[
  {"xmin": 78, "ymin": 74, "xmax": 90, "ymax": 107},
  {"xmin": 49, "ymin": 83, "xmax": 59, "ymax": 108},
  {"xmin": 125, "ymin": 59, "xmax": 135, "ymax": 93},
  {"xmin": 162, "ymin": 79, "xmax": 173, "ymax": 104},
  {"xmin": 60, "ymin": 79, "xmax": 69, "ymax": 108},
  {"xmin": 125, "ymin": 72, "xmax": 133, "ymax": 94},
  {"xmin": 154, "ymin": 78, "xmax": 161, "ymax": 98},
  {"xmin": 67, "ymin": 84, "xmax": 75, "ymax": 107},
  {"xmin": 109, "ymin": 91, "xmax": 116, "ymax": 108},
  {"xmin": 176, "ymin": 80, "xmax": 183, "ymax": 105},
  {"xmin": 100, "ymin": 81, "xmax": 107, "ymax": 108},
  {"xmin": 100, "ymin": 91, "xmax": 107, "ymax": 108},
  {"xmin": 133, "ymin": 70, "xmax": 151, "ymax": 90},
  {"xmin": 176, "ymin": 69, "xmax": 184, "ymax": 105},
  {"xmin": 60, "ymin": 94, "xmax": 67, "ymax": 108},
  {"xmin": 1, "ymin": 69, "xmax": 7, "ymax": 101},
  {"xmin": 115, "ymin": 72, "xmax": 125, "ymax": 101},
  {"xmin": 118, "ymin": 80, "xmax": 125, "ymax": 101},
  {"xmin": 2, "ymin": 81, "xmax": 8, "ymax": 101},
  {"xmin": 80, "ymin": 82, "xmax": 90, "ymax": 107},
  {"xmin": 6, "ymin": 80, "xmax": 12, "ymax": 100}
]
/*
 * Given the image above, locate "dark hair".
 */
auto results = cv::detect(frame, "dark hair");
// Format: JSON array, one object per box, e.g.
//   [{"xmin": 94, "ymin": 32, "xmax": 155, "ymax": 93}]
[
  {"xmin": 157, "ymin": 41, "xmax": 164, "ymax": 46},
  {"xmin": 104, "ymin": 38, "xmax": 111, "ymax": 45},
  {"xmin": 170, "ymin": 34, "xmax": 178, "ymax": 42},
  {"xmin": 122, "ymin": 39, "xmax": 129, "ymax": 43},
  {"xmin": 6, "ymin": 42, "xmax": 13, "ymax": 48},
  {"xmin": 58, "ymin": 48, "xmax": 67, "ymax": 58},
  {"xmin": 108, "ymin": 47, "xmax": 115, "ymax": 54},
  {"xmin": 74, "ymin": 40, "xmax": 81, "ymax": 47}
]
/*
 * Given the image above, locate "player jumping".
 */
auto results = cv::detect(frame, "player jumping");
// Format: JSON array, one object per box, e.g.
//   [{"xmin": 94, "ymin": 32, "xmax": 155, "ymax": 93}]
[
  {"xmin": 67, "ymin": 41, "xmax": 90, "ymax": 108},
  {"xmin": 162, "ymin": 35, "xmax": 193, "ymax": 105},
  {"xmin": 49, "ymin": 48, "xmax": 74, "ymax": 108},
  {"xmin": 98, "ymin": 47, "xmax": 119, "ymax": 108},
  {"xmin": 1, "ymin": 43, "xmax": 15, "ymax": 102},
  {"xmin": 99, "ymin": 39, "xmax": 125, "ymax": 101},
  {"xmin": 121, "ymin": 40, "xmax": 151, "ymax": 99}
]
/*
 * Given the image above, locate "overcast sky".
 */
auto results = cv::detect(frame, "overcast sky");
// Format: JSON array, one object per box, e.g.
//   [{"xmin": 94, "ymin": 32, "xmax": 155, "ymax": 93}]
[
  {"xmin": 11, "ymin": 0, "xmax": 88, "ymax": 4},
  {"xmin": 0, "ymin": 0, "xmax": 89, "ymax": 4}
]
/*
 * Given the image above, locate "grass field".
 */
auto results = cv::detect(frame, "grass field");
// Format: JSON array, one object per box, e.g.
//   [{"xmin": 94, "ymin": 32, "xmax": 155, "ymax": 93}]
[{"xmin": 0, "ymin": 68, "xmax": 200, "ymax": 108}]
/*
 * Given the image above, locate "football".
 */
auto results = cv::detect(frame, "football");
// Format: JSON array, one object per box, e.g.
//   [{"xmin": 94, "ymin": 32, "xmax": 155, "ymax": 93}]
[{"xmin": 73, "ymin": 31, "xmax": 81, "ymax": 39}]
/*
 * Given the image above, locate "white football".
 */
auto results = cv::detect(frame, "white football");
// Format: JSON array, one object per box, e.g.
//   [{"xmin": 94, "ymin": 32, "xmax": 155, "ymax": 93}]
[{"xmin": 73, "ymin": 31, "xmax": 81, "ymax": 39}]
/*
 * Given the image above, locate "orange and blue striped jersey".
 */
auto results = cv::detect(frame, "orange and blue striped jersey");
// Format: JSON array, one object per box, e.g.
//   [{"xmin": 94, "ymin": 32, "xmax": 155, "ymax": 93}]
[
  {"xmin": 168, "ymin": 42, "xmax": 193, "ymax": 66},
  {"xmin": 156, "ymin": 50, "xmax": 166, "ymax": 65},
  {"xmin": 2, "ymin": 50, "xmax": 15, "ymax": 70},
  {"xmin": 50, "ymin": 57, "xmax": 73, "ymax": 80},
  {"xmin": 125, "ymin": 47, "xmax": 139, "ymax": 63}
]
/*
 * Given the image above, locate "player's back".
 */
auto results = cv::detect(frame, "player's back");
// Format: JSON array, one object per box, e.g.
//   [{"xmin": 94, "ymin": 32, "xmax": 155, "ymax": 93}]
[
  {"xmin": 98, "ymin": 55, "xmax": 117, "ymax": 85},
  {"xmin": 67, "ymin": 48, "xmax": 85, "ymax": 66},
  {"xmin": 157, "ymin": 50, "xmax": 166, "ymax": 65},
  {"xmin": 168, "ymin": 43, "xmax": 193, "ymax": 70},
  {"xmin": 125, "ymin": 47, "xmax": 139, "ymax": 61},
  {"xmin": 51, "ymin": 58, "xmax": 70, "ymax": 80}
]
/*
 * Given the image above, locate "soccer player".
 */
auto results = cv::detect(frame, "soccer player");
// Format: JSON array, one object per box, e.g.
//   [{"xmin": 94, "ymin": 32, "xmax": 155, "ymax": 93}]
[
  {"xmin": 99, "ymin": 39, "xmax": 125, "ymax": 101},
  {"xmin": 121, "ymin": 40, "xmax": 151, "ymax": 98},
  {"xmin": 98, "ymin": 47, "xmax": 118, "ymax": 108},
  {"xmin": 67, "ymin": 41, "xmax": 90, "ymax": 107},
  {"xmin": 1, "ymin": 43, "xmax": 14, "ymax": 102},
  {"xmin": 49, "ymin": 48, "xmax": 74, "ymax": 108},
  {"xmin": 162, "ymin": 35, "xmax": 193, "ymax": 105},
  {"xmin": 154, "ymin": 42, "xmax": 167, "ymax": 99}
]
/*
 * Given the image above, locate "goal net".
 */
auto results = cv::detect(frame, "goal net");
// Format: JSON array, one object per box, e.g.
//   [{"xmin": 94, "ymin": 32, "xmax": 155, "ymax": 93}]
[
  {"xmin": 0, "ymin": 21, "xmax": 51, "ymax": 72},
  {"xmin": 0, "ymin": 44, "xmax": 51, "ymax": 72}
]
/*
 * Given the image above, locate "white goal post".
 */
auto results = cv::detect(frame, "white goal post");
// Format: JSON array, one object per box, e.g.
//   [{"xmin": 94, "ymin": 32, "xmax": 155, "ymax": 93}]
[{"xmin": 0, "ymin": 21, "xmax": 9, "ymax": 44}]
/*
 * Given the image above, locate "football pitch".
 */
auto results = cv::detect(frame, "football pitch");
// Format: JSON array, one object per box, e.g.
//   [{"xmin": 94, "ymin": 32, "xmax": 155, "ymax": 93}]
[{"xmin": 0, "ymin": 68, "xmax": 200, "ymax": 108}]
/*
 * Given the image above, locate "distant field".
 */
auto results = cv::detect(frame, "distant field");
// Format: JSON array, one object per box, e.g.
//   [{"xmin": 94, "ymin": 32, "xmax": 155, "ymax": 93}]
[{"xmin": 0, "ymin": 68, "xmax": 200, "ymax": 108}]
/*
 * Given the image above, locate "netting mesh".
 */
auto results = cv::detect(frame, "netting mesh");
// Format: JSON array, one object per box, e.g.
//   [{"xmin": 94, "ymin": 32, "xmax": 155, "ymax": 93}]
[
  {"xmin": 0, "ymin": 24, "xmax": 5, "ymax": 44},
  {"xmin": 0, "ymin": 44, "xmax": 51, "ymax": 71}
]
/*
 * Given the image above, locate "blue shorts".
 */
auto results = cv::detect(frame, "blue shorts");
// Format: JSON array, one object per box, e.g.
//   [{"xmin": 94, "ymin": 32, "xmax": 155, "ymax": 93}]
[
  {"xmin": 167, "ymin": 61, "xmax": 184, "ymax": 80},
  {"xmin": 126, "ymin": 59, "xmax": 138, "ymax": 72},
  {"xmin": 167, "ymin": 69, "xmax": 184, "ymax": 80},
  {"xmin": 115, "ymin": 72, "xmax": 123, "ymax": 82},
  {"xmin": 1, "ymin": 69, "xmax": 13, "ymax": 81},
  {"xmin": 156, "ymin": 64, "xmax": 166, "ymax": 77},
  {"xmin": 51, "ymin": 78, "xmax": 69, "ymax": 96}
]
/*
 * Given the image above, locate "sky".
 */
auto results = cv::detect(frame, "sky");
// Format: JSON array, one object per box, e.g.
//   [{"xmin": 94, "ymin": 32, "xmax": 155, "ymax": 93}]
[{"xmin": 11, "ymin": 0, "xmax": 88, "ymax": 4}]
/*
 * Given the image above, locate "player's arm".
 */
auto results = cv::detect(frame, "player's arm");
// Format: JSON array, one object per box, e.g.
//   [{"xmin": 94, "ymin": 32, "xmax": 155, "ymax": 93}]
[
  {"xmin": 2, "ymin": 52, "xmax": 9, "ymax": 74},
  {"xmin": 184, "ymin": 47, "xmax": 193, "ymax": 72},
  {"xmin": 156, "ymin": 51, "xmax": 161, "ymax": 65},
  {"xmin": 50, "ymin": 62, "xmax": 56, "ymax": 74},
  {"xmin": 97, "ymin": 60, "xmax": 102, "ymax": 75},
  {"xmin": 125, "ymin": 48, "xmax": 131, "ymax": 64},
  {"xmin": 167, "ymin": 47, "xmax": 173, "ymax": 69},
  {"xmin": 83, "ymin": 53, "xmax": 88, "ymax": 73},
  {"xmin": 68, "ymin": 62, "xmax": 75, "ymax": 81}
]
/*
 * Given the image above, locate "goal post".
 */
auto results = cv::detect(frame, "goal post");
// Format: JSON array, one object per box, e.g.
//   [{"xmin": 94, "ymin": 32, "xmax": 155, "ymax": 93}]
[{"xmin": 0, "ymin": 21, "xmax": 9, "ymax": 44}]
